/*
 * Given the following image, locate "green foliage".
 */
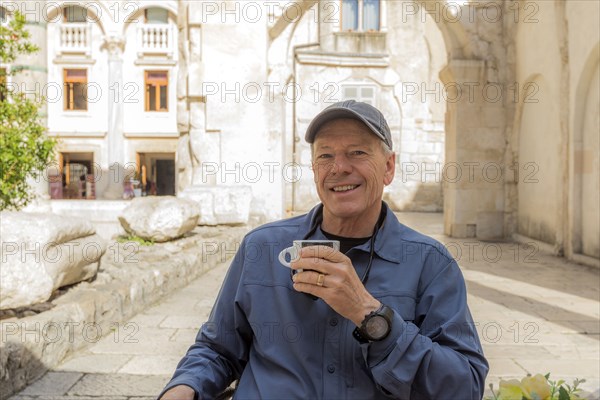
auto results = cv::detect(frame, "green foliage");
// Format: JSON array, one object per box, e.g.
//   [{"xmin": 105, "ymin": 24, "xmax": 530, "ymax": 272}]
[
  {"xmin": 116, "ymin": 234, "xmax": 155, "ymax": 247},
  {"xmin": 0, "ymin": 11, "xmax": 56, "ymax": 211},
  {"xmin": 0, "ymin": 11, "xmax": 39, "ymax": 63}
]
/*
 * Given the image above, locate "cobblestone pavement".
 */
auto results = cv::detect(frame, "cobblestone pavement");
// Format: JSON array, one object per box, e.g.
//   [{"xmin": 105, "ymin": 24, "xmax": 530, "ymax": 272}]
[{"xmin": 8, "ymin": 213, "xmax": 600, "ymax": 399}]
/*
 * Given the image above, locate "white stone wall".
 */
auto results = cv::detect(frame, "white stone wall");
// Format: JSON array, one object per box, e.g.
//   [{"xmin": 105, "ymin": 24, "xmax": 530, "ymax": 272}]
[
  {"xmin": 178, "ymin": 0, "xmax": 287, "ymax": 222},
  {"xmin": 567, "ymin": 1, "xmax": 600, "ymax": 260},
  {"xmin": 515, "ymin": 1, "xmax": 562, "ymax": 245},
  {"xmin": 513, "ymin": 0, "xmax": 599, "ymax": 260}
]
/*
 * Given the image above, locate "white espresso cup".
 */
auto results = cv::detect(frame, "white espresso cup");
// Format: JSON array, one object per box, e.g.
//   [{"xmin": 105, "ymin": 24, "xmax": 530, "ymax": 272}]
[{"xmin": 278, "ymin": 240, "xmax": 340, "ymax": 268}]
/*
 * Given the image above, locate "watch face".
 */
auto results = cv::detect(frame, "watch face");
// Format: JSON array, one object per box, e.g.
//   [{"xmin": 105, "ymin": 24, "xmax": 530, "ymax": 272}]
[{"xmin": 366, "ymin": 315, "xmax": 389, "ymax": 339}]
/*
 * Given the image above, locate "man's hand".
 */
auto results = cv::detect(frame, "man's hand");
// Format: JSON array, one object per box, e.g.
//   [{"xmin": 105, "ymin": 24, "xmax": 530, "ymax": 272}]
[
  {"xmin": 160, "ymin": 384, "xmax": 196, "ymax": 400},
  {"xmin": 291, "ymin": 245, "xmax": 380, "ymax": 326}
]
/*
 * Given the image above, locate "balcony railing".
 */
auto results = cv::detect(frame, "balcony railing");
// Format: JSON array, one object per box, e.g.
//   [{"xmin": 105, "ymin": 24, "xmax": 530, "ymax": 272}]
[
  {"xmin": 138, "ymin": 24, "xmax": 174, "ymax": 57},
  {"xmin": 58, "ymin": 23, "xmax": 92, "ymax": 56}
]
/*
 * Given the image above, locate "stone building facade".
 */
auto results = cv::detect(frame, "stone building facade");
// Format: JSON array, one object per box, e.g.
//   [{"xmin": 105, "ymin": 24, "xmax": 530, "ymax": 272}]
[
  {"xmin": 3, "ymin": 0, "xmax": 598, "ymax": 267},
  {"xmin": 3, "ymin": 0, "xmax": 180, "ymax": 201}
]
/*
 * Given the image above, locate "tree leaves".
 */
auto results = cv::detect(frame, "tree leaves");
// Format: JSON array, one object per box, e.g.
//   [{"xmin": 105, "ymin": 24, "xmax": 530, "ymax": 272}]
[
  {"xmin": 0, "ymin": 11, "xmax": 39, "ymax": 64},
  {"xmin": 0, "ymin": 10, "xmax": 56, "ymax": 210}
]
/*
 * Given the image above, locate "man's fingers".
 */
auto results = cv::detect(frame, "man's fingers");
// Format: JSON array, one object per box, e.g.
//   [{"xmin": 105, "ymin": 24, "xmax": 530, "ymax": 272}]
[
  {"xmin": 290, "ymin": 246, "xmax": 353, "ymax": 277},
  {"xmin": 292, "ymin": 270, "xmax": 329, "ymax": 298},
  {"xmin": 293, "ymin": 270, "xmax": 329, "ymax": 287},
  {"xmin": 299, "ymin": 245, "xmax": 346, "ymax": 262}
]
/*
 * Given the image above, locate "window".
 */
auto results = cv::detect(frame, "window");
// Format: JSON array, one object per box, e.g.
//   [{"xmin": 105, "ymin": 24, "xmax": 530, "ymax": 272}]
[
  {"xmin": 341, "ymin": 0, "xmax": 380, "ymax": 32},
  {"xmin": 135, "ymin": 152, "xmax": 175, "ymax": 196},
  {"xmin": 145, "ymin": 70, "xmax": 168, "ymax": 112},
  {"xmin": 342, "ymin": 85, "xmax": 376, "ymax": 105},
  {"xmin": 63, "ymin": 5, "xmax": 87, "ymax": 22},
  {"xmin": 341, "ymin": 0, "xmax": 358, "ymax": 31},
  {"xmin": 63, "ymin": 69, "xmax": 87, "ymax": 111},
  {"xmin": 145, "ymin": 8, "xmax": 168, "ymax": 24}
]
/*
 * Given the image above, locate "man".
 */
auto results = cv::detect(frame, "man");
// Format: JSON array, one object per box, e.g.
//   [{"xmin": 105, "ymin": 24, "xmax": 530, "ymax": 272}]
[{"xmin": 159, "ymin": 101, "xmax": 488, "ymax": 399}]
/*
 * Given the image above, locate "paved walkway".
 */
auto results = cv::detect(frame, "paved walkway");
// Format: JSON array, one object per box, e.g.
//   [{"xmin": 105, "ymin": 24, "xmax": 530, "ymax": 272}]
[{"xmin": 9, "ymin": 213, "xmax": 600, "ymax": 399}]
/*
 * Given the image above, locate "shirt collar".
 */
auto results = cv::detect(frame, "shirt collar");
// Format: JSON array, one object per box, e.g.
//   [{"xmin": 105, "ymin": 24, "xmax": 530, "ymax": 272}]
[
  {"xmin": 302, "ymin": 202, "xmax": 403, "ymax": 264},
  {"xmin": 373, "ymin": 203, "xmax": 405, "ymax": 263}
]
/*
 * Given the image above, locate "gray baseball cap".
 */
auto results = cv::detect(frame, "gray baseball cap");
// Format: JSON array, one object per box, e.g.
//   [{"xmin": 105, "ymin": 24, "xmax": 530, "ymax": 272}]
[{"xmin": 304, "ymin": 100, "xmax": 392, "ymax": 149}]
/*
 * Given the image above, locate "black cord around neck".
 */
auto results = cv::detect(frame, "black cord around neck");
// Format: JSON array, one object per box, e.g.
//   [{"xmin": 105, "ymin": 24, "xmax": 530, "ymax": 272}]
[{"xmin": 304, "ymin": 203, "xmax": 387, "ymax": 284}]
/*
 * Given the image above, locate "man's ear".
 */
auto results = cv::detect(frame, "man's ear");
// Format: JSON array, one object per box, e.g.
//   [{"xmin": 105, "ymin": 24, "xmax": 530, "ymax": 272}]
[{"xmin": 383, "ymin": 152, "xmax": 395, "ymax": 186}]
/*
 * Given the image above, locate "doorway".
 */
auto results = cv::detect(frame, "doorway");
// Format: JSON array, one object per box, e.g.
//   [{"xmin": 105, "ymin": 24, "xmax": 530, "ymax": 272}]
[{"xmin": 136, "ymin": 152, "xmax": 176, "ymax": 196}]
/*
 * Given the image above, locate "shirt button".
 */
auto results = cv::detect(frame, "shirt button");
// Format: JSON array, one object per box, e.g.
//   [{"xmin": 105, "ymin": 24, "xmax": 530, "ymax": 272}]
[
  {"xmin": 329, "ymin": 318, "xmax": 338, "ymax": 326},
  {"xmin": 327, "ymin": 364, "xmax": 335, "ymax": 373}
]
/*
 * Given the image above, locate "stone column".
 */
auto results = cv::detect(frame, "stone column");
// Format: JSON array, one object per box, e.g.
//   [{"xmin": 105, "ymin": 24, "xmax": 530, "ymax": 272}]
[
  {"xmin": 176, "ymin": 0, "xmax": 192, "ymax": 191},
  {"xmin": 102, "ymin": 36, "xmax": 126, "ymax": 199},
  {"xmin": 440, "ymin": 59, "xmax": 506, "ymax": 239}
]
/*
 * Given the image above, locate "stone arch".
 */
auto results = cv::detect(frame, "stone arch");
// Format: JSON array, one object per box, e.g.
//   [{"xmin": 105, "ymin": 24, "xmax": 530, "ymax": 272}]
[
  {"xmin": 271, "ymin": 0, "xmax": 489, "ymax": 224},
  {"xmin": 276, "ymin": 0, "xmax": 477, "ymax": 64},
  {"xmin": 122, "ymin": 2, "xmax": 178, "ymax": 37},
  {"xmin": 416, "ymin": 2, "xmax": 496, "ymax": 236},
  {"xmin": 570, "ymin": 43, "xmax": 600, "ymax": 259},
  {"xmin": 44, "ymin": 1, "xmax": 109, "ymax": 36},
  {"xmin": 511, "ymin": 73, "xmax": 542, "ymax": 159},
  {"xmin": 415, "ymin": 0, "xmax": 478, "ymax": 60}
]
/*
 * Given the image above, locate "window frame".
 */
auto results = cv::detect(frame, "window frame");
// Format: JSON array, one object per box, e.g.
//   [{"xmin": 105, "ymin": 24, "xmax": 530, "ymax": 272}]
[
  {"xmin": 63, "ymin": 68, "xmax": 88, "ymax": 111},
  {"xmin": 341, "ymin": 84, "xmax": 377, "ymax": 106},
  {"xmin": 63, "ymin": 5, "xmax": 88, "ymax": 23},
  {"xmin": 144, "ymin": 70, "xmax": 169, "ymax": 112},
  {"xmin": 144, "ymin": 7, "xmax": 169, "ymax": 24},
  {"xmin": 340, "ymin": 0, "xmax": 381, "ymax": 33}
]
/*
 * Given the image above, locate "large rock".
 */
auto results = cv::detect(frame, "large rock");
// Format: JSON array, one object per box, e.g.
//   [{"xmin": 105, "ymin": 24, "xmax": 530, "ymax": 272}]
[
  {"xmin": 0, "ymin": 212, "xmax": 105, "ymax": 310},
  {"xmin": 118, "ymin": 196, "xmax": 200, "ymax": 242},
  {"xmin": 178, "ymin": 185, "xmax": 252, "ymax": 225}
]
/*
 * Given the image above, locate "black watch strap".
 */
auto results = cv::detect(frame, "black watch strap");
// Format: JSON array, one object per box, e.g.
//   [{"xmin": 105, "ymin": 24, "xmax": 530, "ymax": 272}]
[
  {"xmin": 352, "ymin": 304, "xmax": 393, "ymax": 343},
  {"xmin": 352, "ymin": 326, "xmax": 370, "ymax": 343}
]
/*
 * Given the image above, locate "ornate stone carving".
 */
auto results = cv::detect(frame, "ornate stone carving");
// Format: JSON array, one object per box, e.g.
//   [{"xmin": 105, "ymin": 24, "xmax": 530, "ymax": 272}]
[{"xmin": 103, "ymin": 35, "xmax": 125, "ymax": 58}]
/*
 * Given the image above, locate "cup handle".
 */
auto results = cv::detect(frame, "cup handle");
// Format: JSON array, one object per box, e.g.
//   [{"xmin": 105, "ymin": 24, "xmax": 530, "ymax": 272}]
[{"xmin": 278, "ymin": 246, "xmax": 297, "ymax": 268}]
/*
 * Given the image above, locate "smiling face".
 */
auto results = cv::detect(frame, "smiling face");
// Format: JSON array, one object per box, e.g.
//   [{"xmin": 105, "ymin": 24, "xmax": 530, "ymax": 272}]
[{"xmin": 311, "ymin": 118, "xmax": 395, "ymax": 236}]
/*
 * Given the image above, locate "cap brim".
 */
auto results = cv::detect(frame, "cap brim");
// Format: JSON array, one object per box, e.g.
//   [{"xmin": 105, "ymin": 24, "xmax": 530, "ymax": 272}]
[{"xmin": 305, "ymin": 107, "xmax": 386, "ymax": 144}]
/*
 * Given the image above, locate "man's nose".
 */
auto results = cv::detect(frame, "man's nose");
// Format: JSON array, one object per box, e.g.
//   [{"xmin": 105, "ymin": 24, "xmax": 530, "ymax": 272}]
[{"xmin": 330, "ymin": 154, "xmax": 352, "ymax": 175}]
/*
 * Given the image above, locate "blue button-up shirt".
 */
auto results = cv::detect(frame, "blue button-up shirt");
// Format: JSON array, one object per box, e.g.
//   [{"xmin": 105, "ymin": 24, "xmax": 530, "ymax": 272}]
[{"xmin": 160, "ymin": 204, "xmax": 488, "ymax": 399}]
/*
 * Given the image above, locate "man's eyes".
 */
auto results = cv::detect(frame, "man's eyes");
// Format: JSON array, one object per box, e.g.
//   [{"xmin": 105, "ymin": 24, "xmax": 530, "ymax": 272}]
[{"xmin": 316, "ymin": 151, "xmax": 367, "ymax": 158}]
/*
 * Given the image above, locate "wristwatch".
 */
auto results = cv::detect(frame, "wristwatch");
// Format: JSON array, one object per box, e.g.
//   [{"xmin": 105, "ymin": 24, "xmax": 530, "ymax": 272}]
[{"xmin": 352, "ymin": 303, "xmax": 393, "ymax": 343}]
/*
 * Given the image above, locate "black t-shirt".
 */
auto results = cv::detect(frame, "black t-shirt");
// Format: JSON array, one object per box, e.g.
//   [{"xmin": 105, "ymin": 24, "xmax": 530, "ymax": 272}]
[
  {"xmin": 321, "ymin": 229, "xmax": 371, "ymax": 254},
  {"xmin": 319, "ymin": 204, "xmax": 386, "ymax": 254}
]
